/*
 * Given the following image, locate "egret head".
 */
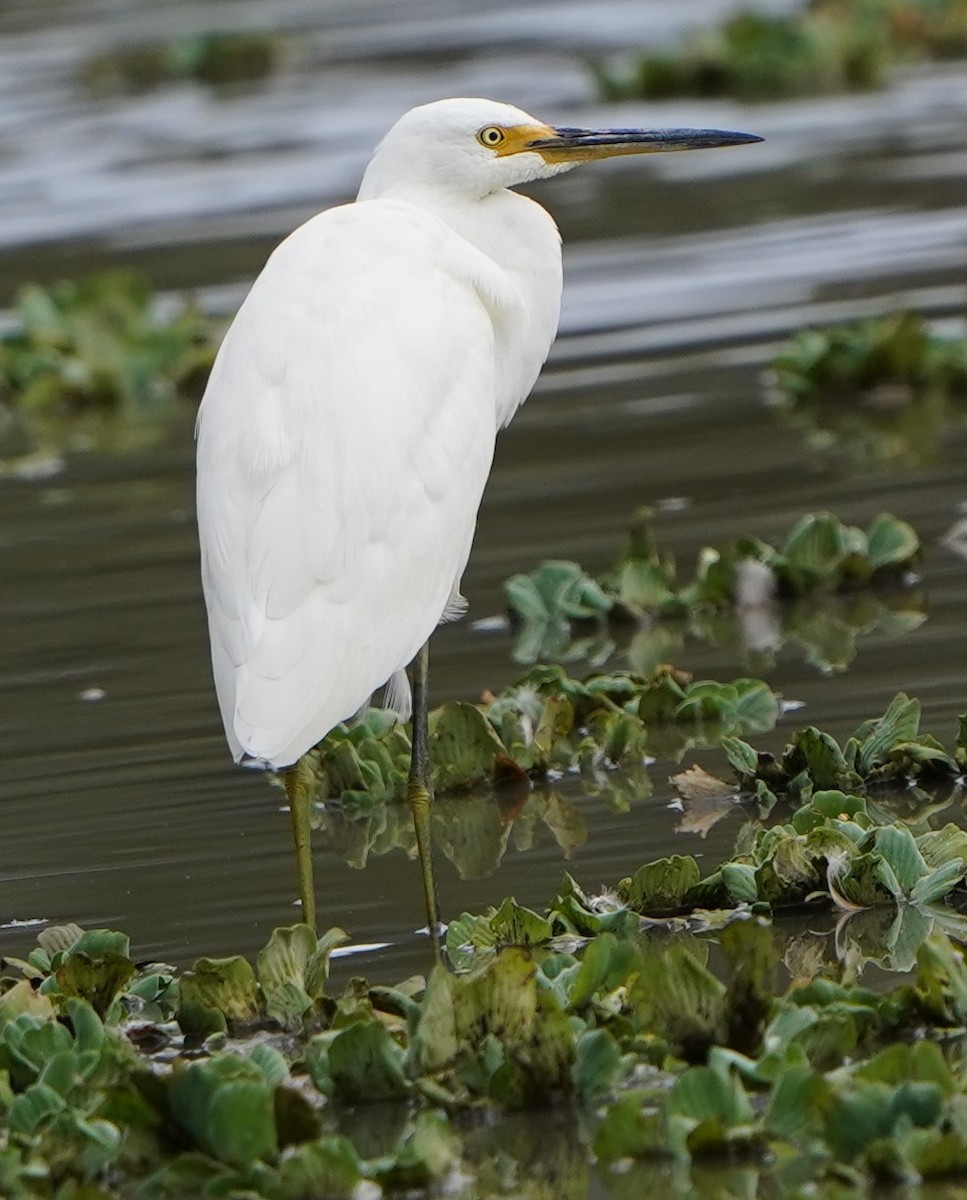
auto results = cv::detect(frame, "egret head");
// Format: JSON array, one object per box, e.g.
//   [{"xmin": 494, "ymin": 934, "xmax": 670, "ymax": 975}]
[{"xmin": 358, "ymin": 97, "xmax": 762, "ymax": 202}]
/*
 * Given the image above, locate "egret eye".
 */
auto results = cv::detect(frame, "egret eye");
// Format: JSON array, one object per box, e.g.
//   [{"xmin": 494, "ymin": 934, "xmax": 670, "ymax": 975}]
[{"xmin": 477, "ymin": 125, "xmax": 506, "ymax": 148}]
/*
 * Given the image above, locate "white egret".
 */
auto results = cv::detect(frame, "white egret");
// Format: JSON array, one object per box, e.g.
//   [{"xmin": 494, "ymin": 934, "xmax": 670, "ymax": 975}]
[{"xmin": 196, "ymin": 97, "xmax": 761, "ymax": 942}]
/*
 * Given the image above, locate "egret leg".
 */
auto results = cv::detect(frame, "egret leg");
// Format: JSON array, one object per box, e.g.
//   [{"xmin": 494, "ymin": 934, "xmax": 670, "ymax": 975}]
[
  {"xmin": 283, "ymin": 758, "xmax": 316, "ymax": 929},
  {"xmin": 408, "ymin": 640, "xmax": 442, "ymax": 962}
]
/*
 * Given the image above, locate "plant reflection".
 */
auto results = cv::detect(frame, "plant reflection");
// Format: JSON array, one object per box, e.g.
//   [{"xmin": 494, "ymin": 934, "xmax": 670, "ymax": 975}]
[
  {"xmin": 768, "ymin": 309, "xmax": 967, "ymax": 472},
  {"xmin": 505, "ymin": 510, "xmax": 926, "ymax": 675},
  {"xmin": 312, "ymin": 782, "xmax": 589, "ymax": 881}
]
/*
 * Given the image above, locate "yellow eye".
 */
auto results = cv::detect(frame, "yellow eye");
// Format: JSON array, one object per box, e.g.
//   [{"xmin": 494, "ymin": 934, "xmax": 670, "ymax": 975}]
[{"xmin": 477, "ymin": 125, "xmax": 506, "ymax": 149}]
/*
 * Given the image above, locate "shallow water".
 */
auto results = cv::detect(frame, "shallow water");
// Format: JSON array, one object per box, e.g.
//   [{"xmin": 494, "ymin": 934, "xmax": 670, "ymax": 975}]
[{"xmin": 0, "ymin": 3, "xmax": 966, "ymax": 988}]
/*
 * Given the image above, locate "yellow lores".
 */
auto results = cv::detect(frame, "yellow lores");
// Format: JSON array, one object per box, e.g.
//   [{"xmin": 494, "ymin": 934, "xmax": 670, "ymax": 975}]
[{"xmin": 196, "ymin": 98, "xmax": 761, "ymax": 946}]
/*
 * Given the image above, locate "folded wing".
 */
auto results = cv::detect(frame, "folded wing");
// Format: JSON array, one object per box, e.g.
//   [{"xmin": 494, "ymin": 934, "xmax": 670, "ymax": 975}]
[{"xmin": 196, "ymin": 201, "xmax": 504, "ymax": 766}]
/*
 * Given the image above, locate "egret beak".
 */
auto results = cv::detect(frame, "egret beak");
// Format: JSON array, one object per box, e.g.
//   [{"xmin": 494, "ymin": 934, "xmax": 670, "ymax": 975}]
[{"xmin": 523, "ymin": 125, "xmax": 764, "ymax": 163}]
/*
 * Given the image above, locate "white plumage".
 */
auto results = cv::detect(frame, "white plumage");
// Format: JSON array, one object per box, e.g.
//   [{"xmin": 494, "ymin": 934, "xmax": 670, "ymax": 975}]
[
  {"xmin": 197, "ymin": 100, "xmax": 565, "ymax": 766},
  {"xmin": 196, "ymin": 97, "xmax": 761, "ymax": 772}
]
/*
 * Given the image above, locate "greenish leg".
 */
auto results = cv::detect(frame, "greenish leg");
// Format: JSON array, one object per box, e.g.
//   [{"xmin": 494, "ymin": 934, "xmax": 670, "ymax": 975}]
[
  {"xmin": 284, "ymin": 758, "xmax": 316, "ymax": 929},
  {"xmin": 408, "ymin": 640, "xmax": 442, "ymax": 963}
]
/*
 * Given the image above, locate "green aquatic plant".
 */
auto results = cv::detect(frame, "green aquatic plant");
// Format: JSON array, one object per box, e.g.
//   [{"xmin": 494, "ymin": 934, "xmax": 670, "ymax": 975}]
[
  {"xmin": 2, "ymin": 682, "xmax": 967, "ymax": 1194},
  {"xmin": 504, "ymin": 509, "xmax": 923, "ymax": 672},
  {"xmin": 719, "ymin": 691, "xmax": 964, "ymax": 801},
  {"xmin": 768, "ymin": 309, "xmax": 967, "ymax": 469},
  {"xmin": 82, "ymin": 30, "xmax": 282, "ymax": 95},
  {"xmin": 7, "ymin": 905, "xmax": 967, "ymax": 1192},
  {"xmin": 302, "ymin": 664, "xmax": 779, "ymax": 807},
  {"xmin": 591, "ymin": 0, "xmax": 967, "ymax": 103},
  {"xmin": 0, "ymin": 271, "xmax": 219, "ymax": 458},
  {"xmin": 294, "ymin": 665, "xmax": 777, "ymax": 879}
]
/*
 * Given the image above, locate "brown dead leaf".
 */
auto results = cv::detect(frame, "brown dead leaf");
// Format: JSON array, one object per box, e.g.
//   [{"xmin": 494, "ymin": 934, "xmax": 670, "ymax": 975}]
[{"xmin": 670, "ymin": 765, "xmax": 738, "ymax": 838}]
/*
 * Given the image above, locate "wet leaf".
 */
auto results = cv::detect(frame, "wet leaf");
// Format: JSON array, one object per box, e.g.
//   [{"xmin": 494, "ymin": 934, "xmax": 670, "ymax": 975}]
[
  {"xmin": 0, "ymin": 980, "xmax": 55, "ymax": 1027},
  {"xmin": 374, "ymin": 1111, "xmax": 459, "ymax": 1190},
  {"xmin": 167, "ymin": 1055, "xmax": 278, "ymax": 1167},
  {"xmin": 852, "ymin": 693, "xmax": 922, "ymax": 775},
  {"xmin": 914, "ymin": 933, "xmax": 967, "ymax": 1026},
  {"xmin": 256, "ymin": 924, "xmax": 347, "ymax": 1029},
  {"xmin": 873, "ymin": 825, "xmax": 929, "ymax": 896},
  {"xmin": 566, "ymin": 932, "xmax": 638, "ymax": 1011},
  {"xmin": 430, "ymin": 701, "xmax": 505, "ymax": 791},
  {"xmin": 411, "ymin": 948, "xmax": 573, "ymax": 1106},
  {"xmin": 322, "ymin": 1019, "xmax": 408, "ymax": 1102},
  {"xmin": 572, "ymin": 1028, "xmax": 625, "ymax": 1104},
  {"xmin": 177, "ymin": 956, "xmax": 260, "ymax": 1036},
  {"xmin": 671, "ymin": 764, "xmax": 735, "ymax": 804},
  {"xmin": 490, "ymin": 898, "xmax": 552, "ymax": 946},
  {"xmin": 620, "ymin": 855, "xmax": 701, "ymax": 912},
  {"xmin": 276, "ymin": 1137, "xmax": 363, "ymax": 1198},
  {"xmin": 867, "ymin": 512, "xmax": 920, "ymax": 570},
  {"xmin": 721, "ymin": 735, "xmax": 759, "ymax": 777},
  {"xmin": 764, "ymin": 1062, "xmax": 830, "ymax": 1141},
  {"xmin": 780, "ymin": 512, "xmax": 849, "ymax": 581},
  {"xmin": 53, "ymin": 952, "xmax": 135, "ymax": 1020},
  {"xmin": 247, "ymin": 1043, "xmax": 289, "ymax": 1088},
  {"xmin": 667, "ymin": 1060, "xmax": 756, "ymax": 1157},
  {"xmin": 593, "ymin": 1092, "xmax": 667, "ymax": 1161},
  {"xmin": 630, "ymin": 945, "xmax": 727, "ymax": 1058},
  {"xmin": 786, "ymin": 727, "xmax": 851, "ymax": 789}
]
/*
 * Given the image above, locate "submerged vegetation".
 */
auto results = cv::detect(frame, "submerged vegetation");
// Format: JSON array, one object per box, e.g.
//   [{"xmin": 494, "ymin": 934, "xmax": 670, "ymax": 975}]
[
  {"xmin": 503, "ymin": 509, "xmax": 923, "ymax": 672},
  {"xmin": 592, "ymin": 0, "xmax": 967, "ymax": 102},
  {"xmin": 768, "ymin": 309, "xmax": 967, "ymax": 469}
]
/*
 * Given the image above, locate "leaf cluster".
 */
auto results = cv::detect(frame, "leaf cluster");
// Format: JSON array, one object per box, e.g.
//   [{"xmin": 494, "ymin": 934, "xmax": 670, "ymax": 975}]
[
  {"xmin": 773, "ymin": 311, "xmax": 967, "ymax": 403},
  {"xmin": 505, "ymin": 509, "xmax": 920, "ymax": 669},
  {"xmin": 721, "ymin": 692, "xmax": 965, "ymax": 803},
  {"xmin": 0, "ymin": 271, "xmax": 218, "ymax": 457},
  {"xmin": 604, "ymin": 694, "xmax": 967, "ymax": 922},
  {"xmin": 591, "ymin": 0, "xmax": 967, "ymax": 103},
  {"xmin": 10, "ymin": 907, "xmax": 967, "ymax": 1195},
  {"xmin": 82, "ymin": 31, "xmax": 282, "ymax": 95},
  {"xmin": 619, "ymin": 792, "xmax": 967, "ymax": 922},
  {"xmin": 303, "ymin": 664, "xmax": 779, "ymax": 811},
  {"xmin": 768, "ymin": 310, "xmax": 967, "ymax": 469}
]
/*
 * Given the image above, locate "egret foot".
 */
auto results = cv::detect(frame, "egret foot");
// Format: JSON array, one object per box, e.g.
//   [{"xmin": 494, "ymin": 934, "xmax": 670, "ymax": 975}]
[
  {"xmin": 283, "ymin": 758, "xmax": 317, "ymax": 929},
  {"xmin": 409, "ymin": 640, "xmax": 443, "ymax": 963}
]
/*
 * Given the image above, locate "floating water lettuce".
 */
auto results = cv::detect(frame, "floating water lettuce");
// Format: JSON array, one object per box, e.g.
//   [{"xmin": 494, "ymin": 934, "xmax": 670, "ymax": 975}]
[
  {"xmin": 615, "ymin": 795, "xmax": 967, "ymax": 919},
  {"xmin": 4, "ymin": 690, "xmax": 967, "ymax": 1195},
  {"xmin": 302, "ymin": 664, "xmax": 779, "ymax": 815},
  {"xmin": 83, "ymin": 30, "xmax": 282, "ymax": 94},
  {"xmin": 0, "ymin": 271, "xmax": 219, "ymax": 458},
  {"xmin": 503, "ymin": 509, "xmax": 923, "ymax": 672},
  {"xmin": 719, "ymin": 691, "xmax": 963, "ymax": 802},
  {"xmin": 591, "ymin": 0, "xmax": 967, "ymax": 103},
  {"xmin": 769, "ymin": 309, "xmax": 967, "ymax": 469},
  {"xmin": 9, "ymin": 915, "xmax": 967, "ymax": 1195},
  {"xmin": 293, "ymin": 665, "xmax": 778, "ymax": 883}
]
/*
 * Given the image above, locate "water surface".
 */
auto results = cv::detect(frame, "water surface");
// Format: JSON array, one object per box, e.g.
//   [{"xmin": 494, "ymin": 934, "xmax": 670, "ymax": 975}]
[{"xmin": 0, "ymin": 3, "xmax": 966, "ymax": 984}]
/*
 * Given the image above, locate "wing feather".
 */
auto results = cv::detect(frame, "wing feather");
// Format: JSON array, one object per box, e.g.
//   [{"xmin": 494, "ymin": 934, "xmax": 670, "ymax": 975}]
[{"xmin": 197, "ymin": 200, "xmax": 508, "ymax": 766}]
